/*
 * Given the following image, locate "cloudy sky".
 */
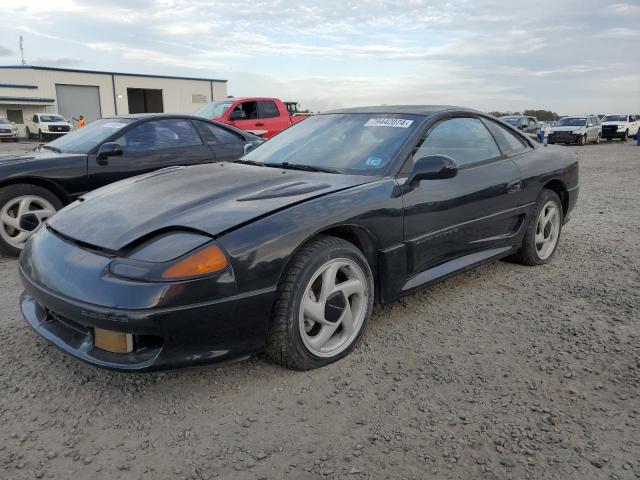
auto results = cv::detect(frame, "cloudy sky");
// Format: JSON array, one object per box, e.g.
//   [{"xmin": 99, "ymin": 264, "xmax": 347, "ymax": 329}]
[{"xmin": 0, "ymin": 0, "xmax": 639, "ymax": 114}]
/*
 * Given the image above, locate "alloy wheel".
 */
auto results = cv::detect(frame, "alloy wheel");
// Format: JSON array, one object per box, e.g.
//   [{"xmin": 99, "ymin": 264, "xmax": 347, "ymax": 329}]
[
  {"xmin": 298, "ymin": 258, "xmax": 368, "ymax": 357},
  {"xmin": 0, "ymin": 195, "xmax": 56, "ymax": 250},
  {"xmin": 535, "ymin": 201, "xmax": 561, "ymax": 260}
]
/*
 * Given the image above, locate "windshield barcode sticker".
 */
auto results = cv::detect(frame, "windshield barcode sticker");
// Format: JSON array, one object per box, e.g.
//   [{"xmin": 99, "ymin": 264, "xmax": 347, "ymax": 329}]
[{"xmin": 364, "ymin": 118, "xmax": 414, "ymax": 128}]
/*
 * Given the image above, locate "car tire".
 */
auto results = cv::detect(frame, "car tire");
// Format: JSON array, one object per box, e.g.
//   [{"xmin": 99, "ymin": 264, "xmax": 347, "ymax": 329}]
[
  {"xmin": 607, "ymin": 137, "xmax": 612, "ymax": 142},
  {"xmin": 25, "ymin": 127, "xmax": 31, "ymax": 139},
  {"xmin": 595, "ymin": 133, "xmax": 601, "ymax": 144},
  {"xmin": 621, "ymin": 130, "xmax": 628, "ymax": 142},
  {"xmin": 266, "ymin": 235, "xmax": 374, "ymax": 370},
  {"xmin": 511, "ymin": 189, "xmax": 563, "ymax": 266},
  {"xmin": 578, "ymin": 134, "xmax": 587, "ymax": 146},
  {"xmin": 0, "ymin": 184, "xmax": 62, "ymax": 257},
  {"xmin": 38, "ymin": 130, "xmax": 43, "ymax": 142}
]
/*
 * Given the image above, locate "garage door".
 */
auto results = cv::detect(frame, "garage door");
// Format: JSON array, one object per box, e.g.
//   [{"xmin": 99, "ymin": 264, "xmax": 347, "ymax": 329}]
[{"xmin": 55, "ymin": 84, "xmax": 102, "ymax": 125}]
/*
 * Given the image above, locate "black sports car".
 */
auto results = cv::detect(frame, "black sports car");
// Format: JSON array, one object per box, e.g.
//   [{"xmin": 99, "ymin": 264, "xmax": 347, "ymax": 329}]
[
  {"xmin": 19, "ymin": 106, "xmax": 579, "ymax": 371},
  {"xmin": 0, "ymin": 114, "xmax": 261, "ymax": 256}
]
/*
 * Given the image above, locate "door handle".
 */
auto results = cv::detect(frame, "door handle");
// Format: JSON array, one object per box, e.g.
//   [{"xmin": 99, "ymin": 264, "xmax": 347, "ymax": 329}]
[{"xmin": 255, "ymin": 122, "xmax": 264, "ymax": 126}]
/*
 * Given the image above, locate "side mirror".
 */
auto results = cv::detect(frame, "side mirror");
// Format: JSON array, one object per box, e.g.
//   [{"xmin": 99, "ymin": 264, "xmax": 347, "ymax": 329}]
[
  {"xmin": 408, "ymin": 155, "xmax": 458, "ymax": 185},
  {"xmin": 96, "ymin": 142, "xmax": 123, "ymax": 164},
  {"xmin": 229, "ymin": 110, "xmax": 246, "ymax": 121},
  {"xmin": 243, "ymin": 142, "xmax": 258, "ymax": 155}
]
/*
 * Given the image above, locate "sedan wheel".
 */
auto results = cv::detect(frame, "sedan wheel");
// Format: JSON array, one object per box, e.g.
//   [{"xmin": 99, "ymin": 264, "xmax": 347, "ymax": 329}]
[
  {"xmin": 267, "ymin": 235, "xmax": 374, "ymax": 370},
  {"xmin": 298, "ymin": 258, "xmax": 368, "ymax": 358},
  {"xmin": 534, "ymin": 201, "xmax": 561, "ymax": 260},
  {"xmin": 510, "ymin": 189, "xmax": 563, "ymax": 266},
  {"xmin": 0, "ymin": 185, "xmax": 61, "ymax": 256},
  {"xmin": 595, "ymin": 133, "xmax": 601, "ymax": 144},
  {"xmin": 621, "ymin": 130, "xmax": 628, "ymax": 142},
  {"xmin": 578, "ymin": 134, "xmax": 586, "ymax": 146}
]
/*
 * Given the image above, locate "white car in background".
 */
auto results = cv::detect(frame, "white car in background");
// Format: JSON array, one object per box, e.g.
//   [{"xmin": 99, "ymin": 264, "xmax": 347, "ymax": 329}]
[
  {"xmin": 601, "ymin": 114, "xmax": 639, "ymax": 141},
  {"xmin": 0, "ymin": 117, "xmax": 19, "ymax": 142},
  {"xmin": 24, "ymin": 113, "xmax": 73, "ymax": 141}
]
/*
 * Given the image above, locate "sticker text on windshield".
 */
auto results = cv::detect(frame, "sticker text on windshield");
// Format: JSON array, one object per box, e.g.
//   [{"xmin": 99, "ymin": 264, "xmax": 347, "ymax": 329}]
[{"xmin": 364, "ymin": 118, "xmax": 414, "ymax": 128}]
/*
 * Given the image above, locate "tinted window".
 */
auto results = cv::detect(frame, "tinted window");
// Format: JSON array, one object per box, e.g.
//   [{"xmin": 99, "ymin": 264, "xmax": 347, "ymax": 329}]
[
  {"xmin": 482, "ymin": 118, "xmax": 530, "ymax": 156},
  {"xmin": 414, "ymin": 117, "xmax": 501, "ymax": 167},
  {"xmin": 258, "ymin": 100, "xmax": 280, "ymax": 118},
  {"xmin": 115, "ymin": 119, "xmax": 202, "ymax": 153},
  {"xmin": 194, "ymin": 121, "xmax": 244, "ymax": 143},
  {"xmin": 47, "ymin": 118, "xmax": 134, "ymax": 153}
]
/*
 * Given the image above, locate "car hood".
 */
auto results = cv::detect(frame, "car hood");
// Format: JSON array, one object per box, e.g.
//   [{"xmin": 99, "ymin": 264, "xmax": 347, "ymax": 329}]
[
  {"xmin": 41, "ymin": 122, "xmax": 71, "ymax": 126},
  {"xmin": 550, "ymin": 126, "xmax": 584, "ymax": 132},
  {"xmin": 47, "ymin": 162, "xmax": 376, "ymax": 252},
  {"xmin": 0, "ymin": 150, "xmax": 80, "ymax": 166},
  {"xmin": 601, "ymin": 121, "xmax": 626, "ymax": 126}
]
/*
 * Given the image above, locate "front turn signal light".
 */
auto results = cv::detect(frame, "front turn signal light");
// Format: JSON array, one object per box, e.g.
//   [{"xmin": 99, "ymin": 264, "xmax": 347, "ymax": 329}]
[{"xmin": 162, "ymin": 244, "xmax": 228, "ymax": 279}]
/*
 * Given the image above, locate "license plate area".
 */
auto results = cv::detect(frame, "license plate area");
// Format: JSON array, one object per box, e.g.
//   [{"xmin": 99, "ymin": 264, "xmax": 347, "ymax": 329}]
[{"xmin": 94, "ymin": 328, "xmax": 133, "ymax": 353}]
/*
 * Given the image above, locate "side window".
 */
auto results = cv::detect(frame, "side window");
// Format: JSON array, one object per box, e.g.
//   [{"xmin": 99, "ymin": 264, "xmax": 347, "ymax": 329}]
[
  {"xmin": 587, "ymin": 117, "xmax": 594, "ymax": 126},
  {"xmin": 258, "ymin": 100, "xmax": 280, "ymax": 119},
  {"xmin": 413, "ymin": 117, "xmax": 501, "ymax": 167},
  {"xmin": 482, "ymin": 118, "xmax": 531, "ymax": 157},
  {"xmin": 528, "ymin": 118, "xmax": 537, "ymax": 129},
  {"xmin": 115, "ymin": 119, "xmax": 202, "ymax": 153},
  {"xmin": 33, "ymin": 115, "xmax": 38, "ymax": 123},
  {"xmin": 232, "ymin": 101, "xmax": 258, "ymax": 120},
  {"xmin": 630, "ymin": 115, "xmax": 636, "ymax": 122},
  {"xmin": 194, "ymin": 121, "xmax": 244, "ymax": 144}
]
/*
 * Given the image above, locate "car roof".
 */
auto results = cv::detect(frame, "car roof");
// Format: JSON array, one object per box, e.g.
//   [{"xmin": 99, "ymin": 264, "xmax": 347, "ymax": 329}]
[
  {"xmin": 101, "ymin": 113, "xmax": 203, "ymax": 120},
  {"xmin": 323, "ymin": 105, "xmax": 475, "ymax": 116}
]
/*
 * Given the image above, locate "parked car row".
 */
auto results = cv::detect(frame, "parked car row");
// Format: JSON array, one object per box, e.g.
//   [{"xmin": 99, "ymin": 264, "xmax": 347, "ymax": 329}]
[{"xmin": 3, "ymin": 105, "xmax": 579, "ymax": 372}]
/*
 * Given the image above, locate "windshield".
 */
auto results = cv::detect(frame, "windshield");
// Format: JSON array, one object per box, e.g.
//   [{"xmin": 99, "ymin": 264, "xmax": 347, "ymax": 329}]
[
  {"xmin": 241, "ymin": 113, "xmax": 422, "ymax": 175},
  {"xmin": 602, "ymin": 115, "xmax": 627, "ymax": 122},
  {"xmin": 500, "ymin": 117, "xmax": 521, "ymax": 125},
  {"xmin": 194, "ymin": 101, "xmax": 234, "ymax": 119},
  {"xmin": 39, "ymin": 115, "xmax": 66, "ymax": 123},
  {"xmin": 0, "ymin": 117, "xmax": 9, "ymax": 124},
  {"xmin": 46, "ymin": 118, "xmax": 134, "ymax": 153},
  {"xmin": 557, "ymin": 117, "xmax": 586, "ymax": 127}
]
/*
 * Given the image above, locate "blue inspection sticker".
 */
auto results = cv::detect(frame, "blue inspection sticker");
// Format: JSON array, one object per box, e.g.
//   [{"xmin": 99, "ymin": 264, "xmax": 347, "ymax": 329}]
[{"xmin": 366, "ymin": 156, "xmax": 383, "ymax": 167}]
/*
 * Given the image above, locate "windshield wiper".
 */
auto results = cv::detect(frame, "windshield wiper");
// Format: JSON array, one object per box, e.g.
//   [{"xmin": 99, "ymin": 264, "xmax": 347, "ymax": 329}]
[
  {"xmin": 41, "ymin": 145, "xmax": 62, "ymax": 153},
  {"xmin": 263, "ymin": 162, "xmax": 340, "ymax": 174},
  {"xmin": 234, "ymin": 159, "xmax": 264, "ymax": 167}
]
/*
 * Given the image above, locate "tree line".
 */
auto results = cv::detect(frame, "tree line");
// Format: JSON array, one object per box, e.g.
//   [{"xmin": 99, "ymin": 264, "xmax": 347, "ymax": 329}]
[{"xmin": 488, "ymin": 109, "xmax": 560, "ymax": 121}]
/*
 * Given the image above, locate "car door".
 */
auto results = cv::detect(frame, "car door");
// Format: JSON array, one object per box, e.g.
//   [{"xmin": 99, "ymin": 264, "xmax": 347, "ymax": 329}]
[
  {"xmin": 401, "ymin": 116, "xmax": 526, "ymax": 277},
  {"xmin": 227, "ymin": 100, "xmax": 266, "ymax": 136},
  {"xmin": 88, "ymin": 118, "xmax": 213, "ymax": 189},
  {"xmin": 192, "ymin": 120, "xmax": 249, "ymax": 162},
  {"xmin": 257, "ymin": 100, "xmax": 289, "ymax": 137}
]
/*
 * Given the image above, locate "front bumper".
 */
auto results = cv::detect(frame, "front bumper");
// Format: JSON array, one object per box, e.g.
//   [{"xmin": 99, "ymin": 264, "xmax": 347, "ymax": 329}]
[
  {"xmin": 20, "ymin": 270, "xmax": 275, "ymax": 371},
  {"xmin": 19, "ymin": 228, "xmax": 276, "ymax": 371},
  {"xmin": 548, "ymin": 132, "xmax": 581, "ymax": 144}
]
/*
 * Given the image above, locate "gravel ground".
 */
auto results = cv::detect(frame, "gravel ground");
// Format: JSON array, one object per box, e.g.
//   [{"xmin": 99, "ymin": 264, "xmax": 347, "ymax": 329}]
[{"xmin": 1, "ymin": 140, "xmax": 639, "ymax": 480}]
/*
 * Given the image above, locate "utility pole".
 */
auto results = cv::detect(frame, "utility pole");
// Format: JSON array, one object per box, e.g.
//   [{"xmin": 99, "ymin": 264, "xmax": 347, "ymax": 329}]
[{"xmin": 19, "ymin": 36, "xmax": 26, "ymax": 65}]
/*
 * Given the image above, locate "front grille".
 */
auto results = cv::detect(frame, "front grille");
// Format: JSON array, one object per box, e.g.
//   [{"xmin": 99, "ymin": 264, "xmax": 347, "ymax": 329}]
[
  {"xmin": 48, "ymin": 310, "xmax": 89, "ymax": 335},
  {"xmin": 48, "ymin": 125, "xmax": 70, "ymax": 133},
  {"xmin": 552, "ymin": 132, "xmax": 575, "ymax": 142},
  {"xmin": 602, "ymin": 125, "xmax": 618, "ymax": 135},
  {"xmin": 0, "ymin": 129, "xmax": 11, "ymax": 133}
]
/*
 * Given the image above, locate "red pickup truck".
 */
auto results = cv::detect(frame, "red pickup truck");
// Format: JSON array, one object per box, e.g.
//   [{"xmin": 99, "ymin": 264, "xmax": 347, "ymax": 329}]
[{"xmin": 194, "ymin": 97, "xmax": 309, "ymax": 138}]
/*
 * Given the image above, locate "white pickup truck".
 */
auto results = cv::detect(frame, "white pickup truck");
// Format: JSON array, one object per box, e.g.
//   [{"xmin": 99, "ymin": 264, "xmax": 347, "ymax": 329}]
[
  {"xmin": 25, "ymin": 113, "xmax": 73, "ymax": 141},
  {"xmin": 601, "ymin": 114, "xmax": 639, "ymax": 141}
]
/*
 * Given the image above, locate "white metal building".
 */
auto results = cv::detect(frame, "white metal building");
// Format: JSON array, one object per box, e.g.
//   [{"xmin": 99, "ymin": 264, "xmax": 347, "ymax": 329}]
[{"xmin": 0, "ymin": 65, "xmax": 227, "ymax": 137}]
